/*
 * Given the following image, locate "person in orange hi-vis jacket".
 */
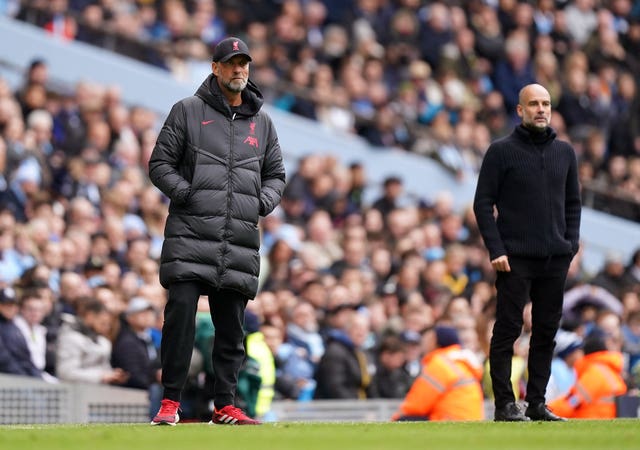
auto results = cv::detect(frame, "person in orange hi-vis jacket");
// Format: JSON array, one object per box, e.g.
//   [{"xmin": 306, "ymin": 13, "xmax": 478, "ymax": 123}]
[
  {"xmin": 392, "ymin": 326, "xmax": 484, "ymax": 421},
  {"xmin": 548, "ymin": 327, "xmax": 627, "ymax": 419}
]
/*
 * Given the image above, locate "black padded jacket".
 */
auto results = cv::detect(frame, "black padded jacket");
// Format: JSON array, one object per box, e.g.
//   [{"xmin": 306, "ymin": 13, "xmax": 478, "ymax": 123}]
[{"xmin": 149, "ymin": 74, "xmax": 285, "ymax": 298}]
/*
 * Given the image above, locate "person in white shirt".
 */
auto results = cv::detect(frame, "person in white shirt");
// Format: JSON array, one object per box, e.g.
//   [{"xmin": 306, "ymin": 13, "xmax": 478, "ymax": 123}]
[{"xmin": 14, "ymin": 290, "xmax": 47, "ymax": 370}]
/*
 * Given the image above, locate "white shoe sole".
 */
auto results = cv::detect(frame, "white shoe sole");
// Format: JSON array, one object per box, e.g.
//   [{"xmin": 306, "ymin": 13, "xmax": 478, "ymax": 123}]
[{"xmin": 150, "ymin": 414, "xmax": 179, "ymax": 426}]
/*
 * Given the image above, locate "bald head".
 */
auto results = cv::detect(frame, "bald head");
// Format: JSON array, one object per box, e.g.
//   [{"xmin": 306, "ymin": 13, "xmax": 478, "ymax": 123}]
[
  {"xmin": 517, "ymin": 84, "xmax": 552, "ymax": 131},
  {"xmin": 518, "ymin": 84, "xmax": 549, "ymax": 106}
]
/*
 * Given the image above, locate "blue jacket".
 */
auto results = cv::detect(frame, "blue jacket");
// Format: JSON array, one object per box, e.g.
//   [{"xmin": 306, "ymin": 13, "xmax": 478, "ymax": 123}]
[{"xmin": 0, "ymin": 314, "xmax": 41, "ymax": 377}]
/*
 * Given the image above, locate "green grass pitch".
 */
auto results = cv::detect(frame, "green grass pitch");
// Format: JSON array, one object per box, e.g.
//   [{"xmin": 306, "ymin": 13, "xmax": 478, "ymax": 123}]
[{"xmin": 1, "ymin": 420, "xmax": 639, "ymax": 450}]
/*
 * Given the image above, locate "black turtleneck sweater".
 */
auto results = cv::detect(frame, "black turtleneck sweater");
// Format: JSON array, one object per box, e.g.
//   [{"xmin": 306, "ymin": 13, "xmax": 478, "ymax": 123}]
[{"xmin": 473, "ymin": 125, "xmax": 581, "ymax": 262}]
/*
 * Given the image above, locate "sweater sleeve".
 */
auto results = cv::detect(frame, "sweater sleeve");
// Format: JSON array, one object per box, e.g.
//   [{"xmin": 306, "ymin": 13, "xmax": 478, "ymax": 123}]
[
  {"xmin": 564, "ymin": 147, "xmax": 581, "ymax": 255},
  {"xmin": 473, "ymin": 144, "xmax": 507, "ymax": 260}
]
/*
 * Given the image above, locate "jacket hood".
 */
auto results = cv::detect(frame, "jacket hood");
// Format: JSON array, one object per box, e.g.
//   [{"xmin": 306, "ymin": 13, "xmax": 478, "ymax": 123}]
[
  {"xmin": 575, "ymin": 350, "xmax": 624, "ymax": 374},
  {"xmin": 195, "ymin": 73, "xmax": 264, "ymax": 118},
  {"xmin": 327, "ymin": 328, "xmax": 355, "ymax": 349}
]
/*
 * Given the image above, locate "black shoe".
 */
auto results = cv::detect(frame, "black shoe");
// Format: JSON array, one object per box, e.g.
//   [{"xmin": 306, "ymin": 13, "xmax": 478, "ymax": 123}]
[
  {"xmin": 494, "ymin": 402, "xmax": 531, "ymax": 422},
  {"xmin": 525, "ymin": 403, "xmax": 567, "ymax": 422}
]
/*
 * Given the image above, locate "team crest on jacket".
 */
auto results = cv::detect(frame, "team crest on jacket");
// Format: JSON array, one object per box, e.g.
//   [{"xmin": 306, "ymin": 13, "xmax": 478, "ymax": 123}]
[{"xmin": 244, "ymin": 122, "xmax": 259, "ymax": 148}]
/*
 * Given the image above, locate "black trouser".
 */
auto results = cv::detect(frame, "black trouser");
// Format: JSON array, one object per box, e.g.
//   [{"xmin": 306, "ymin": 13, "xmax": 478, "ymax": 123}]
[
  {"xmin": 490, "ymin": 255, "xmax": 570, "ymax": 409},
  {"xmin": 160, "ymin": 281, "xmax": 248, "ymax": 409}
]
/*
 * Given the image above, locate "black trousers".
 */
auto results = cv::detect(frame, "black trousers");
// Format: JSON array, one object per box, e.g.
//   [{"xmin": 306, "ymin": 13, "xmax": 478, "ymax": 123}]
[
  {"xmin": 160, "ymin": 280, "xmax": 248, "ymax": 409},
  {"xmin": 489, "ymin": 255, "xmax": 571, "ymax": 409}
]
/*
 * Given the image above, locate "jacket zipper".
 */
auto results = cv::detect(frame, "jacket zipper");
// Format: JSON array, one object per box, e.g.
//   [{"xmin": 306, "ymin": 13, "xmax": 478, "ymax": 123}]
[
  {"xmin": 218, "ymin": 112, "xmax": 236, "ymax": 285},
  {"xmin": 536, "ymin": 141, "xmax": 552, "ymax": 258}
]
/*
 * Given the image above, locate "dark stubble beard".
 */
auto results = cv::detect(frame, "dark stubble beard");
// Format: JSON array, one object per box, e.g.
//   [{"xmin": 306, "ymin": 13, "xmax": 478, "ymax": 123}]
[{"xmin": 523, "ymin": 117, "xmax": 549, "ymax": 133}]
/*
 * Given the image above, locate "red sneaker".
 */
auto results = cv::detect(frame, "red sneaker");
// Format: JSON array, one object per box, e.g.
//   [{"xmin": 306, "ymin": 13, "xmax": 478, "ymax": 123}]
[
  {"xmin": 151, "ymin": 399, "xmax": 180, "ymax": 426},
  {"xmin": 210, "ymin": 405, "xmax": 261, "ymax": 425}
]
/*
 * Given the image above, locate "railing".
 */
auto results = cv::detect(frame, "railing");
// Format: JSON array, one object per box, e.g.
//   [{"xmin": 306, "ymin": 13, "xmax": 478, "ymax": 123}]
[
  {"xmin": 1, "ymin": 374, "xmax": 637, "ymax": 423},
  {"xmin": 581, "ymin": 180, "xmax": 640, "ymax": 223},
  {"xmin": 0, "ymin": 374, "xmax": 149, "ymax": 424},
  {"xmin": 270, "ymin": 399, "xmax": 403, "ymax": 422}
]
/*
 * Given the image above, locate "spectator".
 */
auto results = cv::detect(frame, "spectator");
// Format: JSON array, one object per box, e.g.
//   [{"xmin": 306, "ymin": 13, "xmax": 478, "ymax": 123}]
[
  {"xmin": 244, "ymin": 311, "xmax": 276, "ymax": 420},
  {"xmin": 0, "ymin": 287, "xmax": 44, "ymax": 378},
  {"xmin": 591, "ymin": 252, "xmax": 629, "ymax": 297},
  {"xmin": 111, "ymin": 296, "xmax": 160, "ymax": 390},
  {"xmin": 262, "ymin": 321, "xmax": 315, "ymax": 401},
  {"xmin": 328, "ymin": 233, "xmax": 369, "ymax": 279},
  {"xmin": 55, "ymin": 298, "xmax": 128, "ymax": 385},
  {"xmin": 564, "ymin": 0, "xmax": 598, "ymax": 46},
  {"xmin": 57, "ymin": 271, "xmax": 89, "ymax": 314},
  {"xmin": 549, "ymin": 327, "xmax": 627, "ymax": 418},
  {"xmin": 492, "ymin": 33, "xmax": 536, "ymax": 115},
  {"xmin": 300, "ymin": 210, "xmax": 343, "ymax": 271},
  {"xmin": 545, "ymin": 330, "xmax": 584, "ymax": 402},
  {"xmin": 371, "ymin": 176, "xmax": 403, "ymax": 217},
  {"xmin": 622, "ymin": 310, "xmax": 640, "ymax": 386},
  {"xmin": 418, "ymin": 2, "xmax": 453, "ymax": 70},
  {"xmin": 13, "ymin": 288, "xmax": 56, "ymax": 381},
  {"xmin": 623, "ymin": 248, "xmax": 640, "ymax": 287},
  {"xmin": 392, "ymin": 325, "xmax": 484, "ymax": 421},
  {"xmin": 285, "ymin": 300, "xmax": 325, "ymax": 367},
  {"xmin": 315, "ymin": 312, "xmax": 374, "ymax": 399},
  {"xmin": 371, "ymin": 333, "xmax": 412, "ymax": 399}
]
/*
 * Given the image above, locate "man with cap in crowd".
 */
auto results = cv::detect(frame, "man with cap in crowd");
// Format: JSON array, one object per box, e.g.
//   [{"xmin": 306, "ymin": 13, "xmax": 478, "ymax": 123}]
[
  {"xmin": 111, "ymin": 297, "xmax": 160, "ymax": 390},
  {"xmin": 0, "ymin": 287, "xmax": 44, "ymax": 378},
  {"xmin": 545, "ymin": 329, "xmax": 584, "ymax": 403},
  {"xmin": 148, "ymin": 36, "xmax": 285, "ymax": 426},
  {"xmin": 392, "ymin": 325, "xmax": 484, "ymax": 421},
  {"xmin": 548, "ymin": 327, "xmax": 627, "ymax": 418},
  {"xmin": 111, "ymin": 296, "xmax": 161, "ymax": 419}
]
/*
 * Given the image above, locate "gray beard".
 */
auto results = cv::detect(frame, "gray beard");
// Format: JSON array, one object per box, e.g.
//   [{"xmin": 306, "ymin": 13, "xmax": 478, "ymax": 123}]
[{"xmin": 224, "ymin": 79, "xmax": 247, "ymax": 93}]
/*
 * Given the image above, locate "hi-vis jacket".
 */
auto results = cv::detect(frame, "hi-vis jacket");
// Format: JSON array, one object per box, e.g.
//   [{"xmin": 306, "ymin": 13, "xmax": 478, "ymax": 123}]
[
  {"xmin": 548, "ymin": 351, "xmax": 627, "ymax": 419},
  {"xmin": 393, "ymin": 344, "xmax": 484, "ymax": 421}
]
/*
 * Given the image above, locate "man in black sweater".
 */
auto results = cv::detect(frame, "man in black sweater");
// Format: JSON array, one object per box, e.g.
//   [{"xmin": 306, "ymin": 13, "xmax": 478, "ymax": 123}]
[{"xmin": 473, "ymin": 84, "xmax": 581, "ymax": 422}]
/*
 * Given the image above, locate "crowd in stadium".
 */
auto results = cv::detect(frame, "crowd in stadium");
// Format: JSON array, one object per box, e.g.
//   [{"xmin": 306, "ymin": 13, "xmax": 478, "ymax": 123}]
[
  {"xmin": 1, "ymin": 0, "xmax": 640, "ymax": 421},
  {"xmin": 12, "ymin": 0, "xmax": 640, "ymax": 220}
]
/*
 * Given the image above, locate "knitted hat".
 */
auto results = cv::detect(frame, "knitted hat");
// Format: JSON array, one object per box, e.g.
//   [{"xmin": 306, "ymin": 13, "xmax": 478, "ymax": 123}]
[
  {"xmin": 554, "ymin": 330, "xmax": 583, "ymax": 359},
  {"xmin": 582, "ymin": 327, "xmax": 608, "ymax": 355},
  {"xmin": 243, "ymin": 310, "xmax": 261, "ymax": 334},
  {"xmin": 435, "ymin": 325, "xmax": 460, "ymax": 348}
]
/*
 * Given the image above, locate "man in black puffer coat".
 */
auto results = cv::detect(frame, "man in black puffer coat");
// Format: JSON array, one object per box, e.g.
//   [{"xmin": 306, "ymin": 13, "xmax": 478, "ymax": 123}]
[
  {"xmin": 148, "ymin": 37, "xmax": 285, "ymax": 426},
  {"xmin": 473, "ymin": 84, "xmax": 581, "ymax": 422}
]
